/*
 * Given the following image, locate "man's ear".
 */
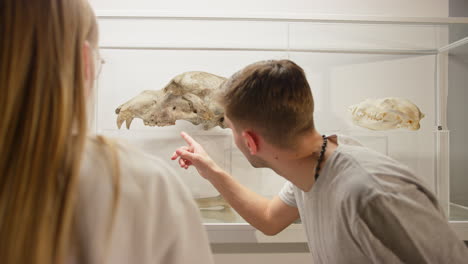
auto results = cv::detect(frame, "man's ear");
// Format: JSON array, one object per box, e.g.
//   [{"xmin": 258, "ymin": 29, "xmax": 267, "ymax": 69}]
[
  {"xmin": 242, "ymin": 130, "xmax": 260, "ymax": 155},
  {"xmin": 82, "ymin": 41, "xmax": 93, "ymax": 97}
]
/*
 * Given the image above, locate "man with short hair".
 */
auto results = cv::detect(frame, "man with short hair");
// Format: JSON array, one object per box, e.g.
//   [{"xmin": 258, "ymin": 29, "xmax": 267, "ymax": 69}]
[{"xmin": 171, "ymin": 60, "xmax": 468, "ymax": 263}]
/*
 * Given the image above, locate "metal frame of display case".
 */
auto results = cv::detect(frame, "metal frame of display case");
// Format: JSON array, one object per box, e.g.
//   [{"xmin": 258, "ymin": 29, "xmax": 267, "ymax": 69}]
[
  {"xmin": 437, "ymin": 36, "xmax": 468, "ymax": 241},
  {"xmin": 96, "ymin": 11, "xmax": 468, "ymax": 242}
]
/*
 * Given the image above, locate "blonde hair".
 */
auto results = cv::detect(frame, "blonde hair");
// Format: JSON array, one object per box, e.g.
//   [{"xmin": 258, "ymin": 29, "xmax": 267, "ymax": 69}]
[
  {"xmin": 220, "ymin": 60, "xmax": 314, "ymax": 148},
  {"xmin": 0, "ymin": 0, "xmax": 119, "ymax": 263}
]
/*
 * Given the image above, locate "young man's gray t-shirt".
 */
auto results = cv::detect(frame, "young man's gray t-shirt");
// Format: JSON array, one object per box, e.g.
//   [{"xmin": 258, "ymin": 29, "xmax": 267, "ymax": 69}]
[{"xmin": 279, "ymin": 135, "xmax": 467, "ymax": 263}]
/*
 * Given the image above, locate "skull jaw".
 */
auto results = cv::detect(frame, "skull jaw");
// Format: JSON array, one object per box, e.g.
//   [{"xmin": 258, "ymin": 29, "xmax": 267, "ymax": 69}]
[{"xmin": 117, "ymin": 111, "xmax": 226, "ymax": 130}]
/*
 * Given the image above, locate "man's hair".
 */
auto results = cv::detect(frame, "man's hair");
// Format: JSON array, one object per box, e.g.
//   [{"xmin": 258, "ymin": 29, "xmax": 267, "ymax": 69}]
[{"xmin": 220, "ymin": 60, "xmax": 315, "ymax": 148}]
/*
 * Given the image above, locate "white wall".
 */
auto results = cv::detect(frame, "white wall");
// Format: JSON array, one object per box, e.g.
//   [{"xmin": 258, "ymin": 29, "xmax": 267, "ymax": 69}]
[
  {"xmin": 90, "ymin": 0, "xmax": 448, "ymax": 17},
  {"xmin": 89, "ymin": 0, "xmax": 450, "ymax": 263}
]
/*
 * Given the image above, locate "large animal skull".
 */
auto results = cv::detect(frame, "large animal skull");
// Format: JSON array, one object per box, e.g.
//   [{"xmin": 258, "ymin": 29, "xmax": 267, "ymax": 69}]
[
  {"xmin": 115, "ymin": 71, "xmax": 227, "ymax": 130},
  {"xmin": 348, "ymin": 97, "xmax": 425, "ymax": 131}
]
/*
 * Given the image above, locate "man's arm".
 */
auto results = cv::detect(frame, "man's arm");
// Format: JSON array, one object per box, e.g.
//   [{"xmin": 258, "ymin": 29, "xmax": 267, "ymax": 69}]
[
  {"xmin": 171, "ymin": 132, "xmax": 299, "ymax": 235},
  {"xmin": 207, "ymin": 169, "xmax": 299, "ymax": 235}
]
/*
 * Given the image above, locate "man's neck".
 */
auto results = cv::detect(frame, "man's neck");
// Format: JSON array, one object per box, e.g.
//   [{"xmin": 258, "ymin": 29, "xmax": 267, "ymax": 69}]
[{"xmin": 268, "ymin": 131, "xmax": 338, "ymax": 192}]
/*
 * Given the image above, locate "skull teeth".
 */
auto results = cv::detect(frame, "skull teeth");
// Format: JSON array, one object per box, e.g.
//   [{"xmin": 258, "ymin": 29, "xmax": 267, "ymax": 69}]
[
  {"xmin": 117, "ymin": 116, "xmax": 124, "ymax": 129},
  {"xmin": 125, "ymin": 118, "xmax": 133, "ymax": 129}
]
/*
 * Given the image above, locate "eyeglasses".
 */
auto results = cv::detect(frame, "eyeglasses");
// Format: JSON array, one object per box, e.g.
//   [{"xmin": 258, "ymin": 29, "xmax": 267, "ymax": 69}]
[{"xmin": 94, "ymin": 51, "xmax": 105, "ymax": 80}]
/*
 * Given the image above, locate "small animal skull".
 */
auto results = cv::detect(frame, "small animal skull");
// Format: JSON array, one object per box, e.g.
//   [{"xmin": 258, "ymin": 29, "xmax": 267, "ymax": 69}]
[
  {"xmin": 348, "ymin": 97, "xmax": 425, "ymax": 131},
  {"xmin": 115, "ymin": 71, "xmax": 227, "ymax": 130}
]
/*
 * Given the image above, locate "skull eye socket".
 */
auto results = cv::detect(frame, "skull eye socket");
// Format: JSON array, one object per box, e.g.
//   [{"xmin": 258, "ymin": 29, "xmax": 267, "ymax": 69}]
[{"xmin": 219, "ymin": 117, "xmax": 224, "ymax": 123}]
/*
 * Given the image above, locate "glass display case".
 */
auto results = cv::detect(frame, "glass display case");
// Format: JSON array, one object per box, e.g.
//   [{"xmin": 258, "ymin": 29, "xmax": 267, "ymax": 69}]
[
  {"xmin": 445, "ymin": 23, "xmax": 468, "ymax": 230},
  {"xmin": 93, "ymin": 12, "xmax": 468, "ymax": 242}
]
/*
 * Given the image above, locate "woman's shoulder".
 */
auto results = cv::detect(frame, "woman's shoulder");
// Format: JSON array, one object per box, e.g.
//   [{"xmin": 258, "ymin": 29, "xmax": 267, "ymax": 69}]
[
  {"xmin": 80, "ymin": 135, "xmax": 192, "ymax": 201},
  {"xmin": 75, "ymin": 136, "xmax": 203, "ymax": 263}
]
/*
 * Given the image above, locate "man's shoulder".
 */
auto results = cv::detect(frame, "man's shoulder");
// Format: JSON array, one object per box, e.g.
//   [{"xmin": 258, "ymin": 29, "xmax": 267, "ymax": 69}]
[
  {"xmin": 327, "ymin": 141, "xmax": 430, "ymax": 211},
  {"xmin": 333, "ymin": 137, "xmax": 412, "ymax": 180}
]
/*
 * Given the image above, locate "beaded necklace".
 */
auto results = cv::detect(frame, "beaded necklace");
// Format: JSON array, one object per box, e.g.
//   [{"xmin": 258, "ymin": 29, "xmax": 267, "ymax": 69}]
[{"xmin": 314, "ymin": 135, "xmax": 328, "ymax": 180}]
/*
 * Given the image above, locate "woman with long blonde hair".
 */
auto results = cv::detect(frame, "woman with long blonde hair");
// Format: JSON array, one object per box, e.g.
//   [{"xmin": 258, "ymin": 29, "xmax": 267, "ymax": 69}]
[{"xmin": 0, "ymin": 0, "xmax": 214, "ymax": 263}]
